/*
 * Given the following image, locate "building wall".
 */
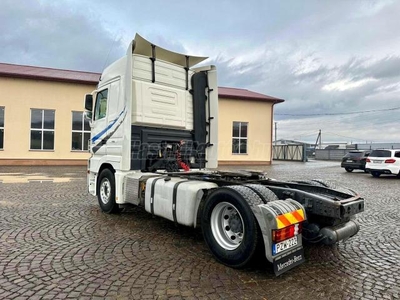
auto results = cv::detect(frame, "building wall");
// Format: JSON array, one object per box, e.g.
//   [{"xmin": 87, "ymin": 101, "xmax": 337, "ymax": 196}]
[
  {"xmin": 0, "ymin": 77, "xmax": 94, "ymax": 165},
  {"xmin": 218, "ymin": 98, "xmax": 274, "ymax": 165},
  {"xmin": 0, "ymin": 77, "xmax": 276, "ymax": 166}
]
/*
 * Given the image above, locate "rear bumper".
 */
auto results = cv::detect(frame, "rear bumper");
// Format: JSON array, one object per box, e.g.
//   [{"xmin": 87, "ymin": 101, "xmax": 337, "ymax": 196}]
[
  {"xmin": 365, "ymin": 168, "xmax": 400, "ymax": 175},
  {"xmin": 341, "ymin": 162, "xmax": 365, "ymax": 169}
]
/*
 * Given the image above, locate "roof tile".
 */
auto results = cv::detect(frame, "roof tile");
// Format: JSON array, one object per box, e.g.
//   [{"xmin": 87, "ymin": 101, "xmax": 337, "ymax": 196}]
[
  {"xmin": 0, "ymin": 63, "xmax": 284, "ymax": 102},
  {"xmin": 0, "ymin": 63, "xmax": 100, "ymax": 84},
  {"xmin": 218, "ymin": 86, "xmax": 284, "ymax": 103}
]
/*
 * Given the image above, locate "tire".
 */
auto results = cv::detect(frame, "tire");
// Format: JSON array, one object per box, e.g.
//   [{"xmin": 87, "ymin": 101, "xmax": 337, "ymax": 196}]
[
  {"xmin": 97, "ymin": 168, "xmax": 118, "ymax": 213},
  {"xmin": 345, "ymin": 167, "xmax": 354, "ymax": 172},
  {"xmin": 201, "ymin": 186, "xmax": 263, "ymax": 268},
  {"xmin": 244, "ymin": 184, "xmax": 278, "ymax": 202},
  {"xmin": 371, "ymin": 171, "xmax": 381, "ymax": 178}
]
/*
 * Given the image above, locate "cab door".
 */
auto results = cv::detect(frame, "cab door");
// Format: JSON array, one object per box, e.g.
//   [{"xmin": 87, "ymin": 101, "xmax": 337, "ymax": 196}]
[{"xmin": 91, "ymin": 88, "xmax": 109, "ymax": 156}]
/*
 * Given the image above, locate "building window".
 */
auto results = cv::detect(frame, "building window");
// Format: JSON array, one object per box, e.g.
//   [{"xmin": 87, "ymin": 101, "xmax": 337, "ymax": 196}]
[
  {"xmin": 232, "ymin": 121, "xmax": 248, "ymax": 154},
  {"xmin": 0, "ymin": 107, "xmax": 4, "ymax": 150},
  {"xmin": 94, "ymin": 89, "xmax": 108, "ymax": 120},
  {"xmin": 30, "ymin": 109, "xmax": 55, "ymax": 150},
  {"xmin": 72, "ymin": 111, "xmax": 91, "ymax": 151}
]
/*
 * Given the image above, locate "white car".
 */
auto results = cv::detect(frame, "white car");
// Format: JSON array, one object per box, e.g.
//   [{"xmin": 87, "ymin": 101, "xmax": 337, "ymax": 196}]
[{"xmin": 365, "ymin": 149, "xmax": 400, "ymax": 177}]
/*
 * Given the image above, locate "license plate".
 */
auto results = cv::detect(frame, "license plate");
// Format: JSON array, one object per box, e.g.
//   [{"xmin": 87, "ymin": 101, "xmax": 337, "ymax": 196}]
[
  {"xmin": 373, "ymin": 160, "xmax": 382, "ymax": 163},
  {"xmin": 273, "ymin": 236, "xmax": 298, "ymax": 255}
]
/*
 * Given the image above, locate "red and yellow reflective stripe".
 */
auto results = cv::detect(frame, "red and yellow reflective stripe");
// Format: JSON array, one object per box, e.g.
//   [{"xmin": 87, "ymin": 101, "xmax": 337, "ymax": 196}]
[{"xmin": 276, "ymin": 209, "xmax": 305, "ymax": 229}]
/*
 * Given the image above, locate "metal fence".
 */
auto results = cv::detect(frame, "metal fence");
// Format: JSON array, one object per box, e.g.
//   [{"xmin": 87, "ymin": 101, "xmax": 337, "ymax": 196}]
[
  {"xmin": 273, "ymin": 144, "xmax": 307, "ymax": 162},
  {"xmin": 355, "ymin": 143, "xmax": 400, "ymax": 150},
  {"xmin": 315, "ymin": 149, "xmax": 347, "ymax": 160},
  {"xmin": 315, "ymin": 143, "xmax": 400, "ymax": 161}
]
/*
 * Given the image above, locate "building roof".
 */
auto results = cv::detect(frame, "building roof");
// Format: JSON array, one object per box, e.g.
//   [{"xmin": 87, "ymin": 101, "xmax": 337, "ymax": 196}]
[
  {"xmin": 218, "ymin": 87, "xmax": 284, "ymax": 103},
  {"xmin": 0, "ymin": 63, "xmax": 285, "ymax": 102},
  {"xmin": 0, "ymin": 63, "xmax": 100, "ymax": 85}
]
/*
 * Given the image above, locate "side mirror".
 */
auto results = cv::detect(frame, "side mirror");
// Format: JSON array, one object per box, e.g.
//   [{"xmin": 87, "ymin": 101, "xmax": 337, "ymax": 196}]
[
  {"xmin": 84, "ymin": 94, "xmax": 93, "ymax": 111},
  {"xmin": 84, "ymin": 111, "xmax": 92, "ymax": 120}
]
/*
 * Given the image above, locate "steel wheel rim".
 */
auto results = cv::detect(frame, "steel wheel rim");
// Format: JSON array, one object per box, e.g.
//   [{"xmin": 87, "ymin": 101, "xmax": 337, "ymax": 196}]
[
  {"xmin": 100, "ymin": 178, "xmax": 111, "ymax": 205},
  {"xmin": 210, "ymin": 202, "xmax": 244, "ymax": 250}
]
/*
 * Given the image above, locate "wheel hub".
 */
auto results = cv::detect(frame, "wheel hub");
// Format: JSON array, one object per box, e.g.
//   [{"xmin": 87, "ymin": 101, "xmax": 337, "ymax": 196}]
[
  {"xmin": 210, "ymin": 202, "xmax": 245, "ymax": 250},
  {"xmin": 228, "ymin": 214, "xmax": 243, "ymax": 233},
  {"xmin": 100, "ymin": 179, "xmax": 111, "ymax": 205}
]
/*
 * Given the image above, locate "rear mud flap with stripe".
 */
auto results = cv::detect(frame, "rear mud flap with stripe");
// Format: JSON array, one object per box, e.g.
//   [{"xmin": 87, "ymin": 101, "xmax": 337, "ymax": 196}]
[{"xmin": 253, "ymin": 199, "xmax": 307, "ymax": 276}]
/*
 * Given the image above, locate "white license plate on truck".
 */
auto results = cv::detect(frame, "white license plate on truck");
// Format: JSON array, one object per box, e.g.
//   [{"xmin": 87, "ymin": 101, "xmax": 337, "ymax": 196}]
[{"xmin": 273, "ymin": 236, "xmax": 298, "ymax": 255}]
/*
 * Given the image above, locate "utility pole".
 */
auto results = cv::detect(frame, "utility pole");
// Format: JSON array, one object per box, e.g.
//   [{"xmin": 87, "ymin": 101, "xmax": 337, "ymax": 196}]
[
  {"xmin": 314, "ymin": 129, "xmax": 321, "ymax": 150},
  {"xmin": 319, "ymin": 129, "xmax": 322, "ymax": 149},
  {"xmin": 274, "ymin": 122, "xmax": 277, "ymax": 145}
]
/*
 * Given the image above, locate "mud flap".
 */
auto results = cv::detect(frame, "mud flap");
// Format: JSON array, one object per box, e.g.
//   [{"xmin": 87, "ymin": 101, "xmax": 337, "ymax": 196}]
[
  {"xmin": 254, "ymin": 199, "xmax": 307, "ymax": 276},
  {"xmin": 273, "ymin": 247, "xmax": 305, "ymax": 276}
]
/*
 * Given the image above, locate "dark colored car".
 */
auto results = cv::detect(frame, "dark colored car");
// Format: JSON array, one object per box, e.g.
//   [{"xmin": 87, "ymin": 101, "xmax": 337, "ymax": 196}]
[{"xmin": 341, "ymin": 150, "xmax": 371, "ymax": 172}]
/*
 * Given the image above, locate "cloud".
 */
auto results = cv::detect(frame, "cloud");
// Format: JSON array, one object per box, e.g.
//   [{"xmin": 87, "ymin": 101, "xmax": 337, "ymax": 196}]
[
  {"xmin": 0, "ymin": 0, "xmax": 125, "ymax": 72},
  {"xmin": 1, "ymin": 0, "xmax": 399, "ymax": 144},
  {"xmin": 322, "ymin": 78, "xmax": 378, "ymax": 92}
]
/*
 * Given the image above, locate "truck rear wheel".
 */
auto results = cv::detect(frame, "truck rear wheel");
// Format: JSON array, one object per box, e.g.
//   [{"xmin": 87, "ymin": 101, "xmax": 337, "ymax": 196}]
[
  {"xmin": 201, "ymin": 187, "xmax": 263, "ymax": 268},
  {"xmin": 245, "ymin": 184, "xmax": 278, "ymax": 202},
  {"xmin": 97, "ymin": 168, "xmax": 118, "ymax": 214}
]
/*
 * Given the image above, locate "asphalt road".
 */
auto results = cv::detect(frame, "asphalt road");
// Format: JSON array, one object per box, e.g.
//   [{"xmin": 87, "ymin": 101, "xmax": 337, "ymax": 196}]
[{"xmin": 0, "ymin": 161, "xmax": 399, "ymax": 299}]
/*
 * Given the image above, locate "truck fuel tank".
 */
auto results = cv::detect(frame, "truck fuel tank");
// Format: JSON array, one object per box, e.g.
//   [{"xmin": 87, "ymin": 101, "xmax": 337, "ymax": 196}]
[{"xmin": 144, "ymin": 176, "xmax": 218, "ymax": 227}]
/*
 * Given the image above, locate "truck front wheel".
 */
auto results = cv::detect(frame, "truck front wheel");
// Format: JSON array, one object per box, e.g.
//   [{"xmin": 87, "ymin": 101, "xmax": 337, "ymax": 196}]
[
  {"xmin": 201, "ymin": 188, "xmax": 262, "ymax": 268},
  {"xmin": 97, "ymin": 168, "xmax": 118, "ymax": 213}
]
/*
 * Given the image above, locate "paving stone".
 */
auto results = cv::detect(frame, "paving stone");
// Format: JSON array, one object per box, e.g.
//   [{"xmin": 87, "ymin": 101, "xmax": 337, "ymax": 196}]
[{"xmin": 0, "ymin": 164, "xmax": 399, "ymax": 299}]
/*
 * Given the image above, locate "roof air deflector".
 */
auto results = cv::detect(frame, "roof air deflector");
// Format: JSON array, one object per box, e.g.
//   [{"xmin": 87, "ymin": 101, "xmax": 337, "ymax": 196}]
[{"xmin": 132, "ymin": 34, "xmax": 208, "ymax": 68}]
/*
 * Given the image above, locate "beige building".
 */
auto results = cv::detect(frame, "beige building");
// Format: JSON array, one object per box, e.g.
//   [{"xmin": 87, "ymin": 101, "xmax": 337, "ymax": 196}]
[
  {"xmin": 0, "ymin": 63, "xmax": 283, "ymax": 166},
  {"xmin": 217, "ymin": 87, "xmax": 283, "ymax": 165}
]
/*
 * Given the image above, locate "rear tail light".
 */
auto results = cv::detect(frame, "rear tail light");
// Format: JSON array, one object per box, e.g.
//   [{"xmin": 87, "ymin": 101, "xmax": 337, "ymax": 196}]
[
  {"xmin": 385, "ymin": 159, "xmax": 396, "ymax": 163},
  {"xmin": 366, "ymin": 158, "xmax": 371, "ymax": 162},
  {"xmin": 272, "ymin": 223, "xmax": 302, "ymax": 243}
]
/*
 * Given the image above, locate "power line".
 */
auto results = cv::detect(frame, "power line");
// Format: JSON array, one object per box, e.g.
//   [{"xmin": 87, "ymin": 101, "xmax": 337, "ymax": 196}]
[
  {"xmin": 275, "ymin": 106, "xmax": 400, "ymax": 116},
  {"xmin": 102, "ymin": 34, "xmax": 120, "ymax": 72},
  {"xmin": 323, "ymin": 131, "xmax": 371, "ymax": 142}
]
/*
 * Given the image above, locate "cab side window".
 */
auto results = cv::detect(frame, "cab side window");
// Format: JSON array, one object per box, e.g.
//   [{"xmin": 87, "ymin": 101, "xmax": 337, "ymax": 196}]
[{"xmin": 94, "ymin": 89, "xmax": 108, "ymax": 120}]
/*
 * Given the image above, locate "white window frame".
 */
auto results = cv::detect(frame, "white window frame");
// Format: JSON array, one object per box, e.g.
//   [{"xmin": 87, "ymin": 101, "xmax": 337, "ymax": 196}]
[
  {"xmin": 232, "ymin": 121, "xmax": 248, "ymax": 154},
  {"xmin": 0, "ymin": 106, "xmax": 4, "ymax": 150},
  {"xmin": 71, "ymin": 111, "xmax": 91, "ymax": 151},
  {"xmin": 30, "ymin": 109, "xmax": 55, "ymax": 150}
]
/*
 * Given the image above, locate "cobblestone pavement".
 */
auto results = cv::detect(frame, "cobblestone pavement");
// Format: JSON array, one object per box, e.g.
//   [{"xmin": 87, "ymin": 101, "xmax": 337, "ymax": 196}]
[{"xmin": 0, "ymin": 161, "xmax": 399, "ymax": 299}]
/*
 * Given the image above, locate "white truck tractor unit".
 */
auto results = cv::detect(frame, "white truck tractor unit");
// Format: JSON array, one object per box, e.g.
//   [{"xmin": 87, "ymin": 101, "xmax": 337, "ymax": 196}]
[{"xmin": 84, "ymin": 34, "xmax": 364, "ymax": 276}]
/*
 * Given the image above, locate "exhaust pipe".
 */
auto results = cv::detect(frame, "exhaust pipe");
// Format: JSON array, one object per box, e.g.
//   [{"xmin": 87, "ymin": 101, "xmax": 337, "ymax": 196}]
[{"xmin": 319, "ymin": 220, "xmax": 360, "ymax": 245}]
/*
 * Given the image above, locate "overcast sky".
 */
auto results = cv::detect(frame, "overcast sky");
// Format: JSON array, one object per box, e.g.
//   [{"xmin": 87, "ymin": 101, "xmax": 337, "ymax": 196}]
[{"xmin": 2, "ymin": 0, "xmax": 399, "ymax": 144}]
